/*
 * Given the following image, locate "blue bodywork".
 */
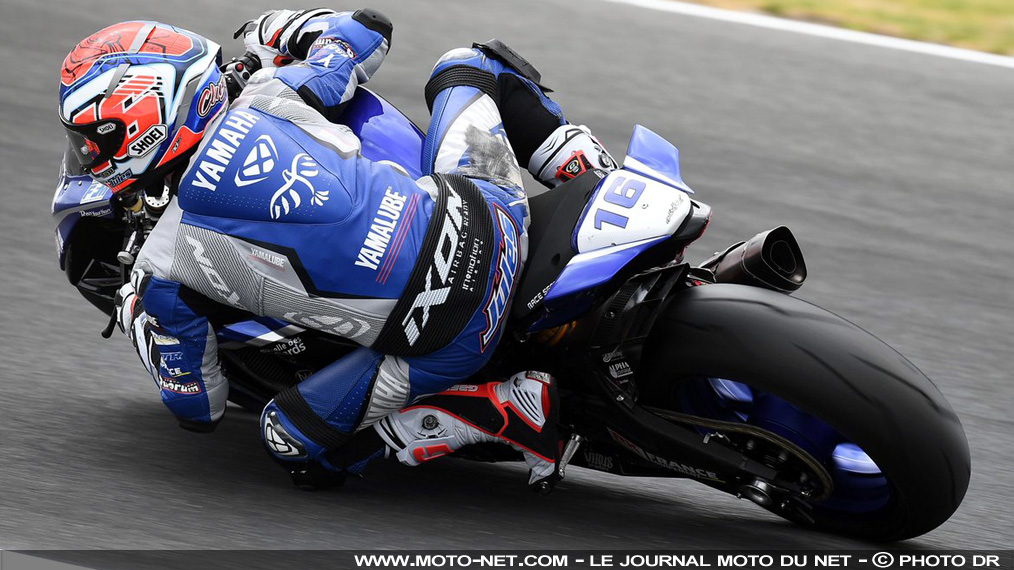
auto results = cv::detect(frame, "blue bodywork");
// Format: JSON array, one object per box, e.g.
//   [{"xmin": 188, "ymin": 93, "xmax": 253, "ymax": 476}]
[{"xmin": 623, "ymin": 125, "xmax": 695, "ymax": 195}]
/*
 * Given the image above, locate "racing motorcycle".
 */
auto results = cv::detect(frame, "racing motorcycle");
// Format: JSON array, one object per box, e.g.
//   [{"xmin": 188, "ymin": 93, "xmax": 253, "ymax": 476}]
[{"xmin": 51, "ymin": 51, "xmax": 970, "ymax": 542}]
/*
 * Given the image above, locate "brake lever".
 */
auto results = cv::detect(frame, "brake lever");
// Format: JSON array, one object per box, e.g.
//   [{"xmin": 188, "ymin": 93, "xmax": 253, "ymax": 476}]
[
  {"xmin": 100, "ymin": 278, "xmax": 123, "ymax": 339},
  {"xmin": 101, "ymin": 197, "xmax": 148, "ymax": 339}
]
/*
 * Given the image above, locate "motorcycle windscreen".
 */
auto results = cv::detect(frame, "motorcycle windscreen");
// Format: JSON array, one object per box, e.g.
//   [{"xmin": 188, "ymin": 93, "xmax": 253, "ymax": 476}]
[{"xmin": 62, "ymin": 119, "xmax": 126, "ymax": 172}]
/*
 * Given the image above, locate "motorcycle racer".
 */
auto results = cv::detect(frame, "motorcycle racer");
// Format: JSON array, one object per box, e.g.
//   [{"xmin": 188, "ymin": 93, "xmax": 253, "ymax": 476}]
[{"xmin": 58, "ymin": 10, "xmax": 617, "ymax": 490}]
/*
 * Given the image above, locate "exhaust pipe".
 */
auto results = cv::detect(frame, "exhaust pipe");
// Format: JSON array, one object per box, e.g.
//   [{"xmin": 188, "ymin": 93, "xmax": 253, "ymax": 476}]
[{"xmin": 700, "ymin": 226, "xmax": 806, "ymax": 293}]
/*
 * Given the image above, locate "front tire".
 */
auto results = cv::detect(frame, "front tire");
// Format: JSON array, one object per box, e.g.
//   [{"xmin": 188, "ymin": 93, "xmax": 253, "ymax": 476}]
[{"xmin": 640, "ymin": 284, "xmax": 970, "ymax": 541}]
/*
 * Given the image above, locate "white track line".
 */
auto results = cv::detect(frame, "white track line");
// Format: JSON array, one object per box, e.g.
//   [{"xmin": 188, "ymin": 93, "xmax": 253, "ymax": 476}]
[{"xmin": 601, "ymin": 0, "xmax": 1014, "ymax": 69}]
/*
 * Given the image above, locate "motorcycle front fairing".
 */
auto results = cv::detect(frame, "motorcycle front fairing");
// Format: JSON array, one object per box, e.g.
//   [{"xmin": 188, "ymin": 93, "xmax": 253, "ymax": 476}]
[
  {"xmin": 52, "ymin": 153, "xmax": 124, "ymax": 313},
  {"xmin": 52, "ymin": 154, "xmax": 117, "ymax": 271}
]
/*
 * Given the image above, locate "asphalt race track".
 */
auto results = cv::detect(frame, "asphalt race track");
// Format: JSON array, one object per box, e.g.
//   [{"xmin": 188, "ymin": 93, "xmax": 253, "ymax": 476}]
[{"xmin": 1, "ymin": 0, "xmax": 1012, "ymax": 554}]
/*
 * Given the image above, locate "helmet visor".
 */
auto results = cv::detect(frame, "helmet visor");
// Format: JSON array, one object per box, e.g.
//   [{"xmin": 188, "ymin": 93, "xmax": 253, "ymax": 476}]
[{"xmin": 62, "ymin": 119, "xmax": 125, "ymax": 171}]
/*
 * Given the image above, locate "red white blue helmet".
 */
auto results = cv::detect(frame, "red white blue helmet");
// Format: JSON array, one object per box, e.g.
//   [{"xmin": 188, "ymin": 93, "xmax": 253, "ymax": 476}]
[{"xmin": 59, "ymin": 21, "xmax": 227, "ymax": 193}]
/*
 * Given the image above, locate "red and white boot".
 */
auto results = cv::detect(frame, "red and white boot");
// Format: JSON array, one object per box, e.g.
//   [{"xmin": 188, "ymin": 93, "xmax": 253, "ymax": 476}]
[{"xmin": 375, "ymin": 371, "xmax": 562, "ymax": 493}]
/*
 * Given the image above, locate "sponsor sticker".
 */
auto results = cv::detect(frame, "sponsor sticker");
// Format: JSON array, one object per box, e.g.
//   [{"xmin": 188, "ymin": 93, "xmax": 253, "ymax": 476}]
[
  {"xmin": 235, "ymin": 134, "xmax": 277, "ymax": 187},
  {"xmin": 158, "ymin": 377, "xmax": 202, "ymax": 394},
  {"xmin": 583, "ymin": 451, "xmax": 615, "ymax": 472},
  {"xmin": 79, "ymin": 181, "xmax": 109, "ymax": 204},
  {"xmin": 186, "ymin": 235, "xmax": 247, "ymax": 309},
  {"xmin": 196, "ymin": 76, "xmax": 227, "ymax": 117},
  {"xmin": 525, "ymin": 282, "xmax": 555, "ymax": 310},
  {"xmin": 312, "ymin": 37, "xmax": 356, "ymax": 59},
  {"xmin": 608, "ymin": 360, "xmax": 633, "ymax": 379},
  {"xmin": 80, "ymin": 207, "xmax": 112, "ymax": 218},
  {"xmin": 602, "ymin": 350, "xmax": 623, "ymax": 363},
  {"xmin": 608, "ymin": 427, "xmax": 722, "ymax": 481},
  {"xmin": 355, "ymin": 187, "xmax": 410, "ymax": 271},
  {"xmin": 401, "ymin": 186, "xmax": 474, "ymax": 346},
  {"xmin": 479, "ymin": 205, "xmax": 520, "ymax": 351},
  {"xmin": 191, "ymin": 110, "xmax": 260, "ymax": 192},
  {"xmin": 248, "ymin": 246, "xmax": 287, "ymax": 270},
  {"xmin": 283, "ymin": 311, "xmax": 370, "ymax": 339},
  {"xmin": 128, "ymin": 124, "xmax": 167, "ymax": 157},
  {"xmin": 269, "ymin": 153, "xmax": 325, "ymax": 219},
  {"xmin": 103, "ymin": 168, "xmax": 133, "ymax": 188},
  {"xmin": 151, "ymin": 332, "xmax": 180, "ymax": 346},
  {"xmin": 267, "ymin": 336, "xmax": 306, "ymax": 356}
]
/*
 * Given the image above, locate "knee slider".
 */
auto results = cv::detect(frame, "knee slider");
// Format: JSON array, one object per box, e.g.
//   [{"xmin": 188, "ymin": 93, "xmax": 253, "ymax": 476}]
[
  {"xmin": 472, "ymin": 39, "xmax": 546, "ymax": 89},
  {"xmin": 352, "ymin": 9, "xmax": 393, "ymax": 44}
]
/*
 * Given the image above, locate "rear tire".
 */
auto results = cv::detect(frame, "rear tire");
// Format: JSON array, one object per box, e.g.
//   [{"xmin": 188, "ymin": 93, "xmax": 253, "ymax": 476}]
[{"xmin": 640, "ymin": 284, "xmax": 970, "ymax": 541}]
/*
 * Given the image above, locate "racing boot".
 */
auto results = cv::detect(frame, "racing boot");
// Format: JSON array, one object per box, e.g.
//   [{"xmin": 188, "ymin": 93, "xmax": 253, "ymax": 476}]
[
  {"xmin": 375, "ymin": 371, "xmax": 563, "ymax": 493},
  {"xmin": 527, "ymin": 124, "xmax": 618, "ymax": 188}
]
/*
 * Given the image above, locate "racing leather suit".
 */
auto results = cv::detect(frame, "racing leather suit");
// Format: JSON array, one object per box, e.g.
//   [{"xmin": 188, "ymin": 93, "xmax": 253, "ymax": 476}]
[{"xmin": 125, "ymin": 8, "xmax": 615, "ymax": 478}]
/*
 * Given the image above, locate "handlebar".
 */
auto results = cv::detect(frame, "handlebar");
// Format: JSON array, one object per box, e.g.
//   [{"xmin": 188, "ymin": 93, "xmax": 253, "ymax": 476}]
[{"xmin": 222, "ymin": 51, "xmax": 263, "ymax": 100}]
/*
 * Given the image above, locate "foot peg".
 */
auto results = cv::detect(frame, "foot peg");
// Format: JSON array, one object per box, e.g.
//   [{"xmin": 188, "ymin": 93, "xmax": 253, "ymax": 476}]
[{"xmin": 531, "ymin": 434, "xmax": 583, "ymax": 495}]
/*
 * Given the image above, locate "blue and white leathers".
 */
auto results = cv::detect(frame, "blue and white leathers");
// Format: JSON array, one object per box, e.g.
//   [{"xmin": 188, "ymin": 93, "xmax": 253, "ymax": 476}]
[{"xmin": 129, "ymin": 12, "xmax": 570, "ymax": 469}]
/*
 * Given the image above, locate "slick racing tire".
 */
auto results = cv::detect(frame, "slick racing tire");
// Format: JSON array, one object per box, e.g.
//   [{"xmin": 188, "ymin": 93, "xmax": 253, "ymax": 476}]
[{"xmin": 640, "ymin": 284, "xmax": 970, "ymax": 541}]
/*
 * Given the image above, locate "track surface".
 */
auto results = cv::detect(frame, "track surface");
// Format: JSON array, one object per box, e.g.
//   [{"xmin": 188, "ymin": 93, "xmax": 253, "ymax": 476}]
[{"xmin": 2, "ymin": 0, "xmax": 1012, "ymax": 552}]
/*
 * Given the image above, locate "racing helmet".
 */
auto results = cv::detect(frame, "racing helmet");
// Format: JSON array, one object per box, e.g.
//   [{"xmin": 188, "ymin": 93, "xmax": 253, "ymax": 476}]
[{"xmin": 59, "ymin": 21, "xmax": 228, "ymax": 193}]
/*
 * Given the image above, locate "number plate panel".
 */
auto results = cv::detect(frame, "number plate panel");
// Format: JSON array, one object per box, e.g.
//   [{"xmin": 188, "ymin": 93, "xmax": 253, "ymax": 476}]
[{"xmin": 574, "ymin": 170, "xmax": 691, "ymax": 253}]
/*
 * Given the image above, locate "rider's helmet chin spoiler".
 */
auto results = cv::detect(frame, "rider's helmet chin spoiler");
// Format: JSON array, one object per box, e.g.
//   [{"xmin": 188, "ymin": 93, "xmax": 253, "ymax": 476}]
[{"xmin": 700, "ymin": 226, "xmax": 807, "ymax": 293}]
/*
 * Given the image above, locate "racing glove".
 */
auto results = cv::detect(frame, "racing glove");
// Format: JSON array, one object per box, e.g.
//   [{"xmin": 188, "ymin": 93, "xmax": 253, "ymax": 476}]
[
  {"xmin": 237, "ymin": 8, "xmax": 393, "ymax": 119},
  {"xmin": 239, "ymin": 9, "xmax": 338, "ymax": 69},
  {"xmin": 114, "ymin": 276, "xmax": 156, "ymax": 379},
  {"xmin": 240, "ymin": 8, "xmax": 393, "ymax": 67}
]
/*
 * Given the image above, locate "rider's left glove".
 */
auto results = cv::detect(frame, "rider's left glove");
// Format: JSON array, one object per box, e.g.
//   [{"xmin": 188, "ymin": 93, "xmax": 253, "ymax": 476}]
[
  {"xmin": 114, "ymin": 281, "xmax": 139, "ymax": 336},
  {"xmin": 113, "ymin": 274, "xmax": 156, "ymax": 378}
]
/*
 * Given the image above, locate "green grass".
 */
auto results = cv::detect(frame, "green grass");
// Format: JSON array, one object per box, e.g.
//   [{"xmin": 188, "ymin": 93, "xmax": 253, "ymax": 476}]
[{"xmin": 688, "ymin": 0, "xmax": 1014, "ymax": 55}]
